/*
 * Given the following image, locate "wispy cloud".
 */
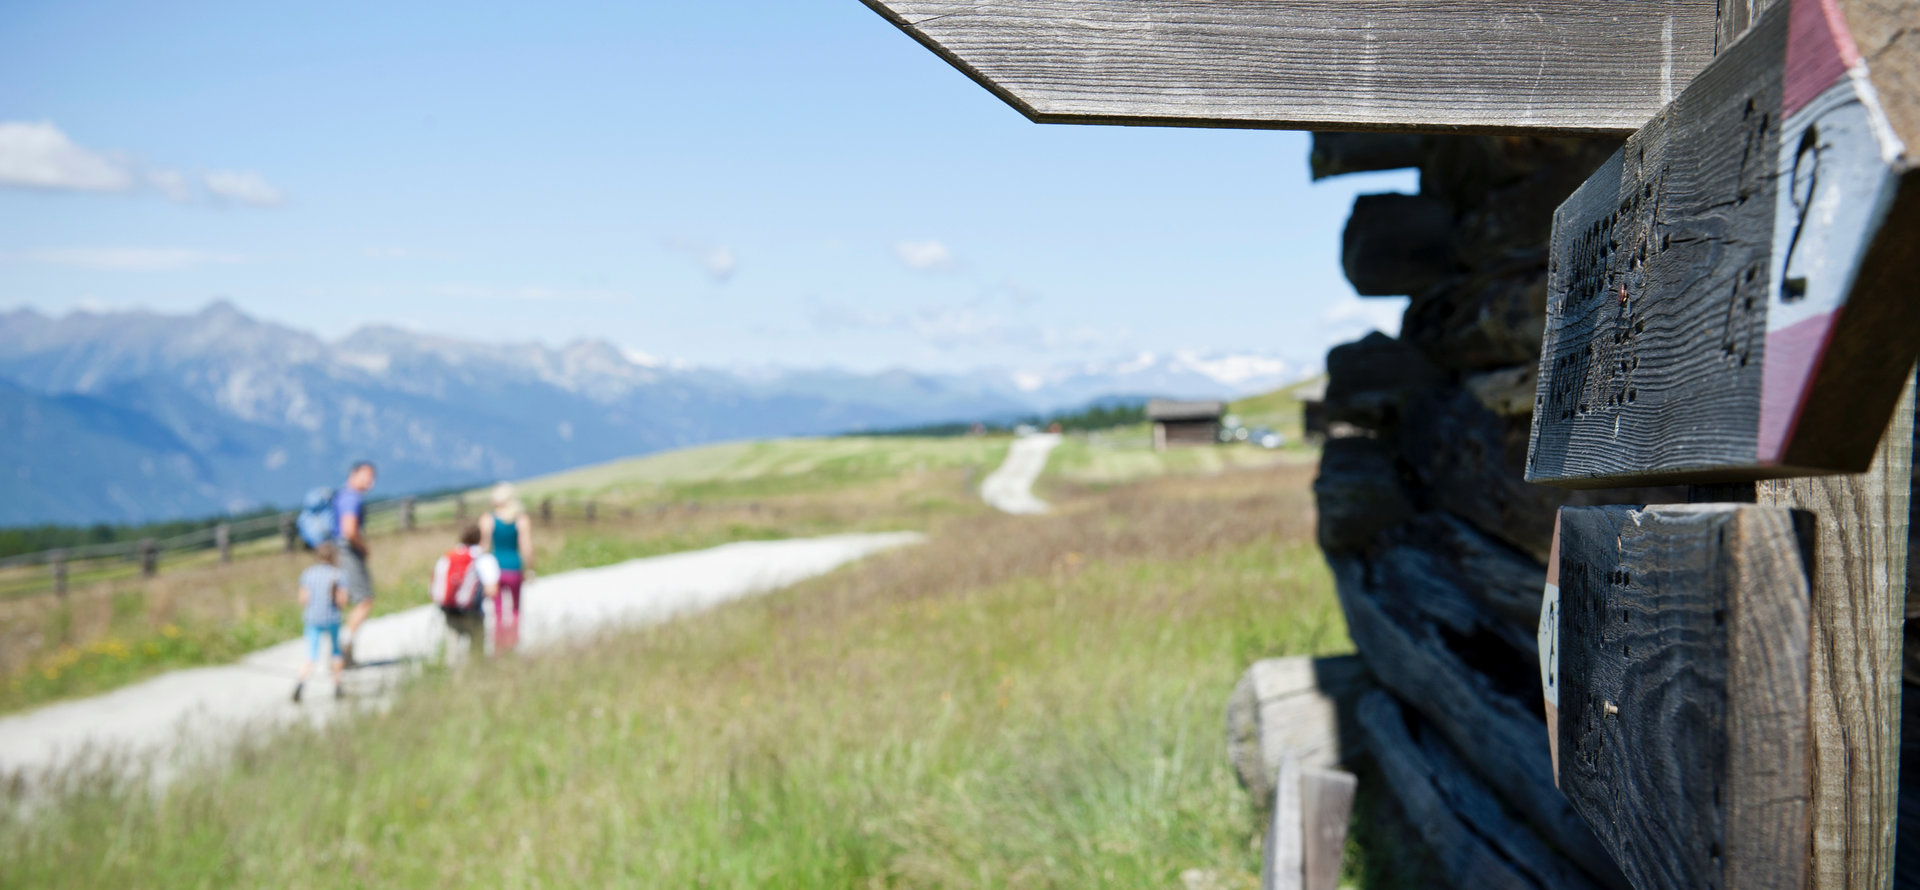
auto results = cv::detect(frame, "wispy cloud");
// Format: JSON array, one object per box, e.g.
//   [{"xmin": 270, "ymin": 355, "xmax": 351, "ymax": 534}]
[
  {"xmin": 363, "ymin": 247, "xmax": 442, "ymax": 260},
  {"xmin": 1316, "ymin": 294, "xmax": 1406, "ymax": 348},
  {"xmin": 662, "ymin": 237, "xmax": 738, "ymax": 283},
  {"xmin": 202, "ymin": 170, "xmax": 285, "ymax": 207},
  {"xmin": 892, "ymin": 239, "xmax": 957, "ymax": 272},
  {"xmin": 0, "ymin": 121, "xmax": 285, "ymax": 209},
  {"xmin": 0, "ymin": 247, "xmax": 246, "ymax": 271},
  {"xmin": 999, "ymin": 278, "xmax": 1041, "ymax": 306},
  {"xmin": 147, "ymin": 169, "xmax": 192, "ymax": 203},
  {"xmin": 428, "ymin": 284, "xmax": 626, "ymax": 303},
  {"xmin": 0, "ymin": 121, "xmax": 136, "ymax": 192},
  {"xmin": 809, "ymin": 298, "xmax": 1123, "ymax": 355}
]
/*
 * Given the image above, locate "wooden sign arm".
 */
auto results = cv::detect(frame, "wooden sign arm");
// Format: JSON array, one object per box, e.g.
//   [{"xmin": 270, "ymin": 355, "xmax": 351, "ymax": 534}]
[{"xmin": 859, "ymin": 0, "xmax": 1720, "ymax": 135}]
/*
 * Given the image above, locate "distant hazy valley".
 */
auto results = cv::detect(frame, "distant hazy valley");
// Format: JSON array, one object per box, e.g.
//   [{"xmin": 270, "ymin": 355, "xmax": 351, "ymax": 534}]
[{"xmin": 0, "ymin": 301, "xmax": 1310, "ymax": 526}]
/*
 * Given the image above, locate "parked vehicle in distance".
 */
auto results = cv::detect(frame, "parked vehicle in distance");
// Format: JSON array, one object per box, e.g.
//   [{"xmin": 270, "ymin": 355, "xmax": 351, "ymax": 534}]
[{"xmin": 1250, "ymin": 427, "xmax": 1285, "ymax": 449}]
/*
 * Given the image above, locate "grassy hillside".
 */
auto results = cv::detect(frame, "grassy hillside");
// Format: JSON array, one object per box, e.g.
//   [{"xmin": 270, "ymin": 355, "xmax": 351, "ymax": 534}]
[
  {"xmin": 1044, "ymin": 429, "xmax": 1311, "ymax": 492},
  {"xmin": 515, "ymin": 436, "xmax": 1009, "ymax": 504},
  {"xmin": 1, "ymin": 461, "xmax": 1410, "ymax": 889},
  {"xmin": 0, "ymin": 437, "xmax": 1005, "ymax": 714},
  {"xmin": 1228, "ymin": 374, "xmax": 1325, "ymax": 444}
]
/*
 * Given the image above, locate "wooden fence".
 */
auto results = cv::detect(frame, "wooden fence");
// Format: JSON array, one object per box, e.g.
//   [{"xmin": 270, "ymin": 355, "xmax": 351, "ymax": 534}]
[{"xmin": 0, "ymin": 493, "xmax": 620, "ymax": 603}]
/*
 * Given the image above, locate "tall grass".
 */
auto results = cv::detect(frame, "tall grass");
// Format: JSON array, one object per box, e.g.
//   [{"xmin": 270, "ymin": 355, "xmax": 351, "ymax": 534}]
[{"xmin": 2, "ymin": 464, "xmax": 1360, "ymax": 888}]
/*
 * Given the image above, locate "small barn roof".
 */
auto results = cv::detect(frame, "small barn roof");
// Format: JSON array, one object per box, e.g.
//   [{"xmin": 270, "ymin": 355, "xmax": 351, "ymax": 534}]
[{"xmin": 1146, "ymin": 399, "xmax": 1225, "ymax": 422}]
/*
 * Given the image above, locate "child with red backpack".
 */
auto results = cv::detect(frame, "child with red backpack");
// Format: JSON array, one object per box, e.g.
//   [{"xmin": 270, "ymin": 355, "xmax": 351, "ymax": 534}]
[{"xmin": 432, "ymin": 524, "xmax": 501, "ymax": 660}]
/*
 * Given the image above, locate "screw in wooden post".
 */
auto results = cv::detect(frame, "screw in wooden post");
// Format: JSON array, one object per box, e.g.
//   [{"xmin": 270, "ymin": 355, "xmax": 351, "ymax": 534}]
[
  {"xmin": 216, "ymin": 523, "xmax": 232, "ymax": 563},
  {"xmin": 139, "ymin": 539, "xmax": 158, "ymax": 578}
]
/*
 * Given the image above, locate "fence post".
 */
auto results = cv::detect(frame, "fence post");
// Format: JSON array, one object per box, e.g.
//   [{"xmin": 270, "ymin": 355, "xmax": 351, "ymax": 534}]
[
  {"xmin": 139, "ymin": 539, "xmax": 158, "ymax": 578},
  {"xmin": 585, "ymin": 500, "xmax": 597, "ymax": 523},
  {"xmin": 455, "ymin": 495, "xmax": 468, "ymax": 523},
  {"xmin": 402, "ymin": 497, "xmax": 416, "ymax": 531},
  {"xmin": 540, "ymin": 498, "xmax": 553, "ymax": 523},
  {"xmin": 216, "ymin": 523, "xmax": 232, "ymax": 563},
  {"xmin": 50, "ymin": 550, "xmax": 68, "ymax": 599},
  {"xmin": 281, "ymin": 514, "xmax": 296, "ymax": 553}
]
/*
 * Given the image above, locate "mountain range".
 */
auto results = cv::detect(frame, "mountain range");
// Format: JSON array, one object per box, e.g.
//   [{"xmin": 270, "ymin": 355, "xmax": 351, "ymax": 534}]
[{"xmin": 0, "ymin": 301, "xmax": 1312, "ymax": 526}]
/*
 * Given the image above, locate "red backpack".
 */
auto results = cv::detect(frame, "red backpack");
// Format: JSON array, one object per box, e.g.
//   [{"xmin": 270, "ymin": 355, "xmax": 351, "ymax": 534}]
[{"xmin": 432, "ymin": 546, "xmax": 479, "ymax": 609}]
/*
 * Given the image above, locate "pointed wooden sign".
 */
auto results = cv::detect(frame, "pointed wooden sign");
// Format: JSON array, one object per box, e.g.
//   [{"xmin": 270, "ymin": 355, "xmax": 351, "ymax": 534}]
[
  {"xmin": 1556, "ymin": 503, "xmax": 1815, "ymax": 890},
  {"xmin": 1525, "ymin": 0, "xmax": 1920, "ymax": 487},
  {"xmin": 858, "ymin": 0, "xmax": 1718, "ymax": 134}
]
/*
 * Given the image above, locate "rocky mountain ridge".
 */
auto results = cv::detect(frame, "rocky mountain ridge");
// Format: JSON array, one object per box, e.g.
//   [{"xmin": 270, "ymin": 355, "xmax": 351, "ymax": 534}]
[{"xmin": 0, "ymin": 301, "xmax": 1316, "ymax": 526}]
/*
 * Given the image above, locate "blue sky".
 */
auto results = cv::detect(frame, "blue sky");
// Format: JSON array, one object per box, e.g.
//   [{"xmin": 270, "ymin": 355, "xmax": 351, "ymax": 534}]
[{"xmin": 0, "ymin": 0, "xmax": 1414, "ymax": 373}]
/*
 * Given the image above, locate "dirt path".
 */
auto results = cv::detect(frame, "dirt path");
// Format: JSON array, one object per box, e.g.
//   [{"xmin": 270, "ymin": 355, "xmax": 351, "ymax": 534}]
[
  {"xmin": 0, "ymin": 532, "xmax": 921, "ymax": 789},
  {"xmin": 980, "ymin": 433, "xmax": 1061, "ymax": 514}
]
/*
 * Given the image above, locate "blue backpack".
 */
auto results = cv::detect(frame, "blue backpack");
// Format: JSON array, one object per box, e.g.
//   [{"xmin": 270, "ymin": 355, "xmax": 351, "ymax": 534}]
[{"xmin": 296, "ymin": 487, "xmax": 337, "ymax": 549}]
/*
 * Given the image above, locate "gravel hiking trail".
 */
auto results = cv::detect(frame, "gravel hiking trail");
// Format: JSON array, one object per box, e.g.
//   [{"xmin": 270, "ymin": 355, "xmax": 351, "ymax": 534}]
[
  {"xmin": 0, "ymin": 532, "xmax": 921, "ymax": 791},
  {"xmin": 980, "ymin": 433, "xmax": 1061, "ymax": 514}
]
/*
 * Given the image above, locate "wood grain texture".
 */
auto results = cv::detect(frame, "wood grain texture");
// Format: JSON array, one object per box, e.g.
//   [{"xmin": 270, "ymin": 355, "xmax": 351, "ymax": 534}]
[
  {"xmin": 858, "ymin": 0, "xmax": 1717, "ymax": 134},
  {"xmin": 1300, "ymin": 768, "xmax": 1357, "ymax": 890},
  {"xmin": 1838, "ymin": 0, "xmax": 1920, "ymax": 157},
  {"xmin": 1558, "ymin": 504, "xmax": 1814, "ymax": 890},
  {"xmin": 1264, "ymin": 751, "xmax": 1304, "ymax": 890},
  {"xmin": 1226, "ymin": 655, "xmax": 1372, "ymax": 809},
  {"xmin": 1329, "ymin": 555, "xmax": 1627, "ymax": 886},
  {"xmin": 1525, "ymin": 0, "xmax": 1920, "ymax": 487},
  {"xmin": 1354, "ymin": 690, "xmax": 1606, "ymax": 890},
  {"xmin": 1757, "ymin": 371, "xmax": 1914, "ymax": 890}
]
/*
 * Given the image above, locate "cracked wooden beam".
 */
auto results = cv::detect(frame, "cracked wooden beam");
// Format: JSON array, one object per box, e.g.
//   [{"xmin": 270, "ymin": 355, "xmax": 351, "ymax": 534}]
[{"xmin": 858, "ymin": 0, "xmax": 1719, "ymax": 134}]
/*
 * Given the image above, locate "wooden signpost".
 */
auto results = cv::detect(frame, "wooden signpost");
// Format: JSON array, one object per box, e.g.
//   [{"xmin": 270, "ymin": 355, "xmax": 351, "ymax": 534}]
[
  {"xmin": 1525, "ymin": 0, "xmax": 1920, "ymax": 488},
  {"xmin": 1524, "ymin": 0, "xmax": 1918, "ymax": 887},
  {"xmin": 859, "ymin": 0, "xmax": 1718, "ymax": 133},
  {"xmin": 861, "ymin": 0, "xmax": 1917, "ymax": 887}
]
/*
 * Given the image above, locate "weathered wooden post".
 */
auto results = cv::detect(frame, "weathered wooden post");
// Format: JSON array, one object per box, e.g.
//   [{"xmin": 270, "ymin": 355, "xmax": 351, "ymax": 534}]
[
  {"xmin": 454, "ymin": 495, "xmax": 468, "ymax": 523},
  {"xmin": 1522, "ymin": 1, "xmax": 1920, "ymax": 882},
  {"xmin": 540, "ymin": 497, "xmax": 553, "ymax": 524},
  {"xmin": 215, "ymin": 523, "xmax": 231, "ymax": 563},
  {"xmin": 139, "ymin": 539, "xmax": 158, "ymax": 578},
  {"xmin": 584, "ymin": 500, "xmax": 597, "ymax": 524},
  {"xmin": 280, "ymin": 513, "xmax": 297, "ymax": 553},
  {"xmin": 401, "ymin": 496, "xmax": 416, "ymax": 531},
  {"xmin": 50, "ymin": 550, "xmax": 68, "ymax": 598},
  {"xmin": 1551, "ymin": 505, "xmax": 1818, "ymax": 889}
]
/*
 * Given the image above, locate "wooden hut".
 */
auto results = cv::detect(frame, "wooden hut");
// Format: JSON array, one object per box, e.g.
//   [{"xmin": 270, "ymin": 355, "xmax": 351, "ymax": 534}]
[{"xmin": 1146, "ymin": 399, "xmax": 1223, "ymax": 451}]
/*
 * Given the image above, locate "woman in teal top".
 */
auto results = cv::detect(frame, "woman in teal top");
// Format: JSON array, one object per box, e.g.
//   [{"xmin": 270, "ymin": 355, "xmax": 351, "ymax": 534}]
[{"xmin": 480, "ymin": 483, "xmax": 534, "ymax": 649}]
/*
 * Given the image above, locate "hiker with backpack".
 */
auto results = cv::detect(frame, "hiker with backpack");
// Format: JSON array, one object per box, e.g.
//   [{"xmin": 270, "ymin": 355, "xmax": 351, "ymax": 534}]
[
  {"xmin": 478, "ymin": 482, "xmax": 534, "ymax": 652},
  {"xmin": 432, "ymin": 523, "xmax": 501, "ymax": 660},
  {"xmin": 333, "ymin": 462, "xmax": 378, "ymax": 663},
  {"xmin": 293, "ymin": 541, "xmax": 349, "ymax": 702}
]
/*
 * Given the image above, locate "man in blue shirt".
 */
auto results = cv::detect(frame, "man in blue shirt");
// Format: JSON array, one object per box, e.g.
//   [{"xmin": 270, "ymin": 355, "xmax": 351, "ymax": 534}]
[{"xmin": 335, "ymin": 461, "xmax": 377, "ymax": 664}]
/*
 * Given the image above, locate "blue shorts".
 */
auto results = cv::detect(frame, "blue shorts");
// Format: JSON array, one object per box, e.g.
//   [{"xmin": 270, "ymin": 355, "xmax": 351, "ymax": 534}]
[{"xmin": 305, "ymin": 623, "xmax": 342, "ymax": 662}]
